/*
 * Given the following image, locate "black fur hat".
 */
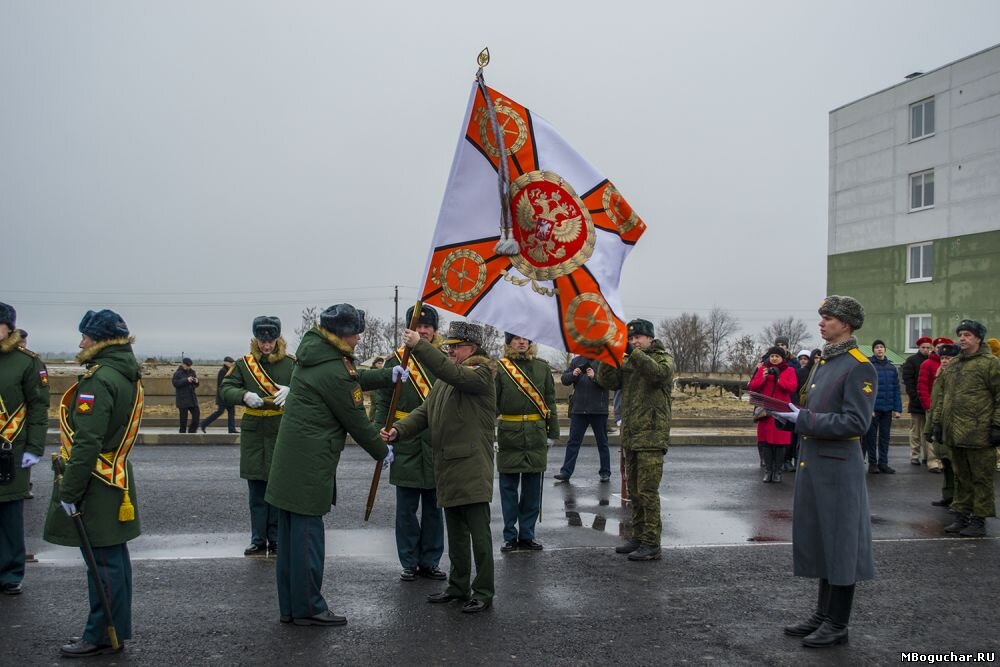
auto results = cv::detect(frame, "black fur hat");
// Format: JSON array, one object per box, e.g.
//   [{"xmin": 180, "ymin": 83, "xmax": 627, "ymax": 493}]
[
  {"xmin": 406, "ymin": 304, "xmax": 439, "ymax": 330},
  {"xmin": 627, "ymin": 318, "xmax": 654, "ymax": 338},
  {"xmin": 956, "ymin": 319, "xmax": 987, "ymax": 341},
  {"xmin": 252, "ymin": 315, "xmax": 281, "ymax": 342},
  {"xmin": 0, "ymin": 302, "xmax": 15, "ymax": 329},
  {"xmin": 79, "ymin": 309, "xmax": 130, "ymax": 341},
  {"xmin": 321, "ymin": 304, "xmax": 366, "ymax": 337}
]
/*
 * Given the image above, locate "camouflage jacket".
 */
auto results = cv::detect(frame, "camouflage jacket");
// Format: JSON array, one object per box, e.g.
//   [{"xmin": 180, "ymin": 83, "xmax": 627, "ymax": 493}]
[
  {"xmin": 927, "ymin": 344, "xmax": 1000, "ymax": 449},
  {"xmin": 596, "ymin": 339, "xmax": 674, "ymax": 451}
]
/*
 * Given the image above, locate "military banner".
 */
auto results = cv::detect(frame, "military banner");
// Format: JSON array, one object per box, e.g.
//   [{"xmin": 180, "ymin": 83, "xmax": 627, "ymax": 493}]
[{"xmin": 418, "ymin": 79, "xmax": 646, "ymax": 366}]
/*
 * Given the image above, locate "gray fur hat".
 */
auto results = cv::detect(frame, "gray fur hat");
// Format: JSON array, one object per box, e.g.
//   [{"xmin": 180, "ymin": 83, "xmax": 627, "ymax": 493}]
[
  {"xmin": 320, "ymin": 304, "xmax": 366, "ymax": 337},
  {"xmin": 79, "ymin": 309, "xmax": 130, "ymax": 341},
  {"xmin": 956, "ymin": 319, "xmax": 987, "ymax": 341},
  {"xmin": 252, "ymin": 315, "xmax": 281, "ymax": 342},
  {"xmin": 445, "ymin": 321, "xmax": 484, "ymax": 346},
  {"xmin": 0, "ymin": 302, "xmax": 15, "ymax": 329},
  {"xmin": 818, "ymin": 295, "xmax": 864, "ymax": 330}
]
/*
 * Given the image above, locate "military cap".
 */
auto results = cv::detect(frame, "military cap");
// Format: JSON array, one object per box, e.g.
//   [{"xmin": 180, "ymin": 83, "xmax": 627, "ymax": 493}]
[
  {"xmin": 445, "ymin": 321, "xmax": 484, "ymax": 346},
  {"xmin": 406, "ymin": 304, "xmax": 439, "ymax": 330},
  {"xmin": 915, "ymin": 336, "xmax": 933, "ymax": 346},
  {"xmin": 938, "ymin": 343, "xmax": 960, "ymax": 357},
  {"xmin": 818, "ymin": 295, "xmax": 864, "ymax": 330},
  {"xmin": 933, "ymin": 337, "xmax": 953, "ymax": 346},
  {"xmin": 79, "ymin": 309, "xmax": 130, "ymax": 341},
  {"xmin": 956, "ymin": 319, "xmax": 987, "ymax": 341},
  {"xmin": 252, "ymin": 315, "xmax": 281, "ymax": 342},
  {"xmin": 627, "ymin": 318, "xmax": 655, "ymax": 338},
  {"xmin": 320, "ymin": 303, "xmax": 366, "ymax": 337},
  {"xmin": 504, "ymin": 332, "xmax": 531, "ymax": 345},
  {"xmin": 0, "ymin": 302, "xmax": 15, "ymax": 329}
]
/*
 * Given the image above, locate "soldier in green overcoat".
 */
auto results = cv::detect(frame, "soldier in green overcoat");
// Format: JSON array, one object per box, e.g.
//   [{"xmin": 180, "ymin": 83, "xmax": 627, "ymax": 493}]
[
  {"xmin": 382, "ymin": 321, "xmax": 497, "ymax": 614},
  {"xmin": 596, "ymin": 318, "xmax": 674, "ymax": 562},
  {"xmin": 0, "ymin": 303, "xmax": 49, "ymax": 596},
  {"xmin": 265, "ymin": 304, "xmax": 399, "ymax": 627},
  {"xmin": 220, "ymin": 316, "xmax": 295, "ymax": 556},
  {"xmin": 372, "ymin": 305, "xmax": 446, "ymax": 582},
  {"xmin": 44, "ymin": 310, "xmax": 143, "ymax": 658},
  {"xmin": 495, "ymin": 333, "xmax": 558, "ymax": 552}
]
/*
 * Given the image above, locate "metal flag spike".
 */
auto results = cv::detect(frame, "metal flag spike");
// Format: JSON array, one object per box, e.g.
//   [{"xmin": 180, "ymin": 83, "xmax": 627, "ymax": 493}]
[{"xmin": 477, "ymin": 47, "xmax": 490, "ymax": 68}]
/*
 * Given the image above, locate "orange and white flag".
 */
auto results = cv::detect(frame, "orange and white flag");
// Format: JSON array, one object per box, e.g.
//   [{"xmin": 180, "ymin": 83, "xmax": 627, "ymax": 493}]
[{"xmin": 420, "ymin": 82, "xmax": 646, "ymax": 366}]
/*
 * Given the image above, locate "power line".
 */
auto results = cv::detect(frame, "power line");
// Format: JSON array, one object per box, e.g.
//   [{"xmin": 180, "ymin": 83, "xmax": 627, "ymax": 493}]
[{"xmin": 6, "ymin": 285, "xmax": 417, "ymax": 297}]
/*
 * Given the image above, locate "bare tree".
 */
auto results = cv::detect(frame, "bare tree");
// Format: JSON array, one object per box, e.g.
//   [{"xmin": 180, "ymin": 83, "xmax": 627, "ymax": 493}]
[
  {"xmin": 727, "ymin": 335, "xmax": 761, "ymax": 378},
  {"xmin": 705, "ymin": 306, "xmax": 739, "ymax": 373},
  {"xmin": 478, "ymin": 322, "xmax": 505, "ymax": 358},
  {"xmin": 295, "ymin": 306, "xmax": 320, "ymax": 344},
  {"xmin": 758, "ymin": 317, "xmax": 811, "ymax": 353},
  {"xmin": 657, "ymin": 313, "xmax": 709, "ymax": 372}
]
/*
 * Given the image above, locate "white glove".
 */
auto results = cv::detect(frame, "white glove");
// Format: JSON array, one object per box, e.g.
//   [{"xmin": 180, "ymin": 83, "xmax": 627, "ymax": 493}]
[
  {"xmin": 546, "ymin": 438, "xmax": 554, "ymax": 448},
  {"xmin": 60, "ymin": 501, "xmax": 77, "ymax": 516},
  {"xmin": 391, "ymin": 365, "xmax": 410, "ymax": 384},
  {"xmin": 616, "ymin": 420, "xmax": 622, "ymax": 427},
  {"xmin": 243, "ymin": 392, "xmax": 264, "ymax": 409},
  {"xmin": 273, "ymin": 385, "xmax": 290, "ymax": 407},
  {"xmin": 21, "ymin": 452, "xmax": 40, "ymax": 468},
  {"xmin": 383, "ymin": 445, "xmax": 395, "ymax": 469},
  {"xmin": 772, "ymin": 403, "xmax": 800, "ymax": 424}
]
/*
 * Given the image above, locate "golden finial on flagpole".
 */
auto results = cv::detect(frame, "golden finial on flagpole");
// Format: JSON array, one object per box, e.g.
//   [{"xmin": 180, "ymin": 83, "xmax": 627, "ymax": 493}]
[{"xmin": 477, "ymin": 47, "xmax": 490, "ymax": 68}]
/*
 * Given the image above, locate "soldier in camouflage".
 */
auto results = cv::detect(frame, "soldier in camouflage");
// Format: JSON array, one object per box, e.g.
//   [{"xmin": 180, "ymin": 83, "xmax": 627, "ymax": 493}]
[{"xmin": 596, "ymin": 318, "xmax": 674, "ymax": 561}]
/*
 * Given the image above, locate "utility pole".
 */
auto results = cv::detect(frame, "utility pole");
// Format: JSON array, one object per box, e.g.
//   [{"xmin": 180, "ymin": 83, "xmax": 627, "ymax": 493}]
[{"xmin": 393, "ymin": 285, "xmax": 399, "ymax": 348}]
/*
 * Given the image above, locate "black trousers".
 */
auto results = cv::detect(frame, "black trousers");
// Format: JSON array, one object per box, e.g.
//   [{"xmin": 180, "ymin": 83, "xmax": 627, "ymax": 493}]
[
  {"xmin": 201, "ymin": 403, "xmax": 236, "ymax": 432},
  {"xmin": 179, "ymin": 407, "xmax": 200, "ymax": 433}
]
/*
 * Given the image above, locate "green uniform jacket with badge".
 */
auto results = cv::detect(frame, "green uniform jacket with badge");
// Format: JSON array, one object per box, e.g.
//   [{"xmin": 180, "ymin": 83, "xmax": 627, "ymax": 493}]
[
  {"xmin": 926, "ymin": 374, "xmax": 953, "ymax": 461},
  {"xmin": 0, "ymin": 332, "xmax": 50, "ymax": 503},
  {"xmin": 264, "ymin": 327, "xmax": 392, "ymax": 517},
  {"xmin": 392, "ymin": 340, "xmax": 496, "ymax": 509},
  {"xmin": 220, "ymin": 337, "xmax": 296, "ymax": 480},
  {"xmin": 927, "ymin": 344, "xmax": 1000, "ymax": 449},
  {"xmin": 596, "ymin": 339, "xmax": 674, "ymax": 451},
  {"xmin": 495, "ymin": 344, "xmax": 559, "ymax": 474},
  {"xmin": 43, "ymin": 338, "xmax": 142, "ymax": 548},
  {"xmin": 372, "ymin": 336, "xmax": 444, "ymax": 490}
]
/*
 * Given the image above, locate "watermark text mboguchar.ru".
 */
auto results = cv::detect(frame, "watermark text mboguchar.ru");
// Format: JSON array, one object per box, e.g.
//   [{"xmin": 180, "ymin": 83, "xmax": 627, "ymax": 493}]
[{"xmin": 902, "ymin": 653, "xmax": 996, "ymax": 664}]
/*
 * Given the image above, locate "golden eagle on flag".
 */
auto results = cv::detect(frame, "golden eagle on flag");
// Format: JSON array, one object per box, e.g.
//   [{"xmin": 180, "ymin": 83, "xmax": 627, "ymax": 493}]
[{"xmin": 419, "ymin": 64, "xmax": 646, "ymax": 366}]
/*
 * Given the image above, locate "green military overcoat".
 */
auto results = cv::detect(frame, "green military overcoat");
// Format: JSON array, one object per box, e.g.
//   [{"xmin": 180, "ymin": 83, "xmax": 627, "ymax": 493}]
[
  {"xmin": 43, "ymin": 338, "xmax": 143, "ymax": 547},
  {"xmin": 596, "ymin": 339, "xmax": 674, "ymax": 451},
  {"xmin": 495, "ymin": 344, "xmax": 559, "ymax": 474},
  {"xmin": 265, "ymin": 327, "xmax": 391, "ymax": 517},
  {"xmin": 220, "ymin": 337, "xmax": 296, "ymax": 480},
  {"xmin": 393, "ymin": 340, "xmax": 496, "ymax": 509},
  {"xmin": 0, "ymin": 331, "xmax": 50, "ymax": 503}
]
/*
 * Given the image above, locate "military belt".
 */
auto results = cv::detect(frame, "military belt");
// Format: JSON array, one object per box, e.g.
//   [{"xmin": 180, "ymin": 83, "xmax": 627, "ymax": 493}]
[
  {"xmin": 394, "ymin": 410, "xmax": 410, "ymax": 420},
  {"xmin": 498, "ymin": 414, "xmax": 543, "ymax": 422},
  {"xmin": 244, "ymin": 408, "xmax": 284, "ymax": 417}
]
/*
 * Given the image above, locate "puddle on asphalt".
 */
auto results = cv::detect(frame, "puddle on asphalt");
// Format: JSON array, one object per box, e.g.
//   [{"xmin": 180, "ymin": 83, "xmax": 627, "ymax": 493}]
[{"xmin": 564, "ymin": 511, "xmax": 624, "ymax": 536}]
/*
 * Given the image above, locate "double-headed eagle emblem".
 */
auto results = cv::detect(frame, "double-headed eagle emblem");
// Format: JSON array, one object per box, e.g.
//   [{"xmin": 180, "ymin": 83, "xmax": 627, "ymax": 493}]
[{"xmin": 515, "ymin": 187, "xmax": 584, "ymax": 264}]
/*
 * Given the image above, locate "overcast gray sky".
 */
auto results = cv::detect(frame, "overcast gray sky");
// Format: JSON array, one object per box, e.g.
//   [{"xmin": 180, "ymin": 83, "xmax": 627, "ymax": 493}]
[{"xmin": 3, "ymin": 1, "xmax": 999, "ymax": 359}]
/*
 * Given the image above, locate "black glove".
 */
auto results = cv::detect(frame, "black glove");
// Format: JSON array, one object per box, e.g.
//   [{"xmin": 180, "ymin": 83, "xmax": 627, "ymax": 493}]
[
  {"xmin": 625, "ymin": 342, "xmax": 633, "ymax": 356},
  {"xmin": 989, "ymin": 427, "xmax": 1000, "ymax": 447},
  {"xmin": 933, "ymin": 424, "xmax": 943, "ymax": 444},
  {"xmin": 766, "ymin": 367, "xmax": 779, "ymax": 376}
]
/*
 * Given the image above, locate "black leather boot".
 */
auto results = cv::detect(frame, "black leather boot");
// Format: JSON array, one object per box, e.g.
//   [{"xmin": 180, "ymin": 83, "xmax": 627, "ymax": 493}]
[
  {"xmin": 802, "ymin": 583, "xmax": 853, "ymax": 647},
  {"xmin": 944, "ymin": 512, "xmax": 970, "ymax": 534},
  {"xmin": 784, "ymin": 579, "xmax": 830, "ymax": 637}
]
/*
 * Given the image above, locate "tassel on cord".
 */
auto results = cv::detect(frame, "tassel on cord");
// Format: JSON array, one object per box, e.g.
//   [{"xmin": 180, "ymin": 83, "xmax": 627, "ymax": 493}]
[
  {"xmin": 476, "ymin": 50, "xmax": 520, "ymax": 257},
  {"xmin": 118, "ymin": 489, "xmax": 135, "ymax": 522}
]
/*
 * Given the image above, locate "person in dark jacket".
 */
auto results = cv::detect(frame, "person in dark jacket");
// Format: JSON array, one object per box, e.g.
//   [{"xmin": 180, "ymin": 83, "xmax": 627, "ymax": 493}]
[
  {"xmin": 772, "ymin": 295, "xmax": 877, "ymax": 648},
  {"xmin": 863, "ymin": 340, "xmax": 902, "ymax": 474},
  {"xmin": 902, "ymin": 336, "xmax": 935, "ymax": 469},
  {"xmin": 199, "ymin": 357, "xmax": 237, "ymax": 433},
  {"xmin": 171, "ymin": 357, "xmax": 199, "ymax": 433},
  {"xmin": 554, "ymin": 355, "xmax": 611, "ymax": 483}
]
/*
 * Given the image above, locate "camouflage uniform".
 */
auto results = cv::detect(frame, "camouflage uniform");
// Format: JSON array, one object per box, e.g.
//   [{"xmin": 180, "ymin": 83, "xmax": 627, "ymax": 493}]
[{"xmin": 597, "ymin": 339, "xmax": 673, "ymax": 547}]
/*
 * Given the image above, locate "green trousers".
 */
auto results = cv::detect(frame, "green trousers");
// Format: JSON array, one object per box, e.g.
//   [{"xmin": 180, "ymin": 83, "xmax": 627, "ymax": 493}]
[
  {"xmin": 82, "ymin": 543, "xmax": 133, "ymax": 645},
  {"xmin": 951, "ymin": 447, "xmax": 996, "ymax": 518},
  {"xmin": 443, "ymin": 503, "xmax": 494, "ymax": 603},
  {"xmin": 626, "ymin": 449, "xmax": 665, "ymax": 546}
]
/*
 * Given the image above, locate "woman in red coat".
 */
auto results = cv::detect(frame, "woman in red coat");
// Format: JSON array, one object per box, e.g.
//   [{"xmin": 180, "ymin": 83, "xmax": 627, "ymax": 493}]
[{"xmin": 749, "ymin": 347, "xmax": 799, "ymax": 483}]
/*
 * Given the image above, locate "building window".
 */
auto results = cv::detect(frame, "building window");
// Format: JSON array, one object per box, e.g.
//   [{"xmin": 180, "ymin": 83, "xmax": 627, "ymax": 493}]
[
  {"xmin": 907, "ymin": 242, "xmax": 934, "ymax": 282},
  {"xmin": 910, "ymin": 97, "xmax": 935, "ymax": 141},
  {"xmin": 910, "ymin": 169, "xmax": 934, "ymax": 211},
  {"xmin": 906, "ymin": 315, "xmax": 932, "ymax": 352}
]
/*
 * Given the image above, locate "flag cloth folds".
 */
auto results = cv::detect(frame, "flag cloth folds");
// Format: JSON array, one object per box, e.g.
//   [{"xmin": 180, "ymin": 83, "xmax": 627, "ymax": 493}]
[{"xmin": 420, "ymin": 82, "xmax": 647, "ymax": 365}]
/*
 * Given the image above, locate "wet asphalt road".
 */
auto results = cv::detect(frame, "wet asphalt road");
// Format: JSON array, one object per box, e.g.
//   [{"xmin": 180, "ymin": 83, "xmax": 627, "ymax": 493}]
[{"xmin": 5, "ymin": 444, "xmax": 1000, "ymax": 665}]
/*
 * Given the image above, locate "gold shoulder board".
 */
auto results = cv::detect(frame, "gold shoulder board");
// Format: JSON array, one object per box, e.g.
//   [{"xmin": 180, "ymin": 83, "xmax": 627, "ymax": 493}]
[
  {"xmin": 849, "ymin": 349, "xmax": 869, "ymax": 363},
  {"xmin": 83, "ymin": 364, "xmax": 101, "ymax": 379}
]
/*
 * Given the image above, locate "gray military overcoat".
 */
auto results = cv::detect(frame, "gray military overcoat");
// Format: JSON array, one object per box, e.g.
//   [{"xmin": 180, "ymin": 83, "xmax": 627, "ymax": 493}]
[{"xmin": 792, "ymin": 344, "xmax": 878, "ymax": 585}]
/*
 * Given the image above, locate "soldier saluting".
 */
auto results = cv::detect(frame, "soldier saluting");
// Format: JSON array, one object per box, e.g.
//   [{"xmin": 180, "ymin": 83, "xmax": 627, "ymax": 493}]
[
  {"xmin": 44, "ymin": 310, "xmax": 143, "ymax": 657},
  {"xmin": 772, "ymin": 296, "xmax": 877, "ymax": 648},
  {"xmin": 0, "ymin": 302, "xmax": 49, "ymax": 596},
  {"xmin": 220, "ymin": 316, "xmax": 295, "ymax": 557}
]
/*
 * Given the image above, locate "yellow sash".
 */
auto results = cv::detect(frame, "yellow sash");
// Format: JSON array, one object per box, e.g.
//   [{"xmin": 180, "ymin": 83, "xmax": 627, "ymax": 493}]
[
  {"xmin": 0, "ymin": 403, "xmax": 27, "ymax": 443},
  {"xmin": 498, "ymin": 358, "xmax": 550, "ymax": 419},
  {"xmin": 59, "ymin": 380, "xmax": 144, "ymax": 522},
  {"xmin": 394, "ymin": 347, "xmax": 432, "ymax": 401},
  {"xmin": 243, "ymin": 354, "xmax": 279, "ymax": 397}
]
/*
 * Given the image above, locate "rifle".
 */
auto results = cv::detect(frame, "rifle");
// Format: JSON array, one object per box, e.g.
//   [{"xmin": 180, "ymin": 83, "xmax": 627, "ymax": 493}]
[
  {"xmin": 52, "ymin": 455, "xmax": 121, "ymax": 650},
  {"xmin": 364, "ymin": 302, "xmax": 423, "ymax": 521}
]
